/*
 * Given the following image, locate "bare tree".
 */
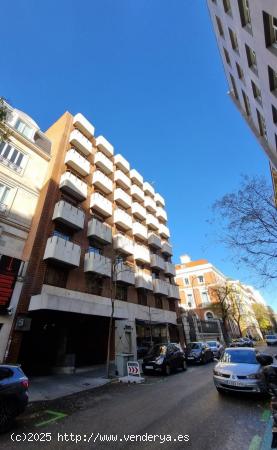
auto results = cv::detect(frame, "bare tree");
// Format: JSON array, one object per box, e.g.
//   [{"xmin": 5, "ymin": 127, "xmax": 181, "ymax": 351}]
[
  {"xmin": 0, "ymin": 97, "xmax": 10, "ymax": 142},
  {"xmin": 211, "ymin": 176, "xmax": 277, "ymax": 283}
]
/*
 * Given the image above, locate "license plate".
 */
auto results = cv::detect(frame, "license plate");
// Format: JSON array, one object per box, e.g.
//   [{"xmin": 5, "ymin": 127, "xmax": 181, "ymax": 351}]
[
  {"xmin": 145, "ymin": 365, "xmax": 153, "ymax": 369},
  {"xmin": 226, "ymin": 380, "xmax": 244, "ymax": 387},
  {"xmin": 187, "ymin": 357, "xmax": 194, "ymax": 360}
]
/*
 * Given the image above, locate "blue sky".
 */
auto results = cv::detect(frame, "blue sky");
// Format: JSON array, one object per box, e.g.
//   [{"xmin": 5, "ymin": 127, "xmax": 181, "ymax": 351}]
[{"xmin": 2, "ymin": 1, "xmax": 276, "ymax": 307}]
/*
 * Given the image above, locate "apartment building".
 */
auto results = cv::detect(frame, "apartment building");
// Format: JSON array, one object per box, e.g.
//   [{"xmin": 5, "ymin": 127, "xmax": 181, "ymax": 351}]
[
  {"xmin": 175, "ymin": 255, "xmax": 263, "ymax": 339},
  {"xmin": 6, "ymin": 111, "xmax": 180, "ymax": 374},
  {"xmin": 207, "ymin": 1, "xmax": 277, "ymax": 192},
  {"xmin": 0, "ymin": 103, "xmax": 51, "ymax": 361}
]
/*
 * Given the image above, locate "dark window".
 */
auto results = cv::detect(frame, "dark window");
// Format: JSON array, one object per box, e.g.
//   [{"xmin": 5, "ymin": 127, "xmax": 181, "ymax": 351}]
[
  {"xmin": 242, "ymin": 90, "xmax": 251, "ymax": 116},
  {"xmin": 44, "ymin": 264, "xmax": 69, "ymax": 288},
  {"xmin": 216, "ymin": 16, "xmax": 224, "ymax": 37},
  {"xmin": 223, "ymin": 0, "xmax": 232, "ymax": 15},
  {"xmin": 85, "ymin": 274, "xmax": 103, "ymax": 295},
  {"xmin": 116, "ymin": 285, "xmax": 128, "ymax": 302},
  {"xmin": 236, "ymin": 62, "xmax": 244, "ymax": 80},
  {"xmin": 0, "ymin": 142, "xmax": 25, "ymax": 172},
  {"xmin": 169, "ymin": 300, "xmax": 176, "ymax": 312},
  {"xmin": 223, "ymin": 47, "xmax": 231, "ymax": 66},
  {"xmin": 251, "ymin": 81, "xmax": 262, "ymax": 104},
  {"xmin": 268, "ymin": 66, "xmax": 277, "ymax": 91},
  {"xmin": 245, "ymin": 44, "xmax": 257, "ymax": 71},
  {"xmin": 138, "ymin": 290, "xmax": 147, "ymax": 306},
  {"xmin": 263, "ymin": 11, "xmax": 277, "ymax": 48},
  {"xmin": 272, "ymin": 105, "xmax": 277, "ymax": 124},
  {"xmin": 256, "ymin": 109, "xmax": 268, "ymax": 140},
  {"xmin": 230, "ymin": 74, "xmax": 239, "ymax": 100},
  {"xmin": 155, "ymin": 296, "xmax": 163, "ymax": 309},
  {"xmin": 229, "ymin": 28, "xmax": 239, "ymax": 53},
  {"xmin": 238, "ymin": 0, "xmax": 251, "ymax": 28}
]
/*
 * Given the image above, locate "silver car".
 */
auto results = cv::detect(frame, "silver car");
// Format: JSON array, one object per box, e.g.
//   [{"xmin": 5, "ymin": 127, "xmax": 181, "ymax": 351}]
[
  {"xmin": 206, "ymin": 340, "xmax": 224, "ymax": 359},
  {"xmin": 213, "ymin": 347, "xmax": 267, "ymax": 394}
]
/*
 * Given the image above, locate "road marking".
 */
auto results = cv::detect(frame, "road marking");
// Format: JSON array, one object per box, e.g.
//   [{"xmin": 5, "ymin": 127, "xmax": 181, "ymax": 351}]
[
  {"xmin": 35, "ymin": 410, "xmax": 67, "ymax": 427},
  {"xmin": 248, "ymin": 435, "xmax": 262, "ymax": 450},
  {"xmin": 261, "ymin": 409, "xmax": 271, "ymax": 422}
]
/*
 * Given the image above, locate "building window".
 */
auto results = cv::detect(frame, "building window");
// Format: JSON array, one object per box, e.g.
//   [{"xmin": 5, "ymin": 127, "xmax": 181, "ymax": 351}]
[
  {"xmin": 223, "ymin": 0, "xmax": 232, "ymax": 15},
  {"xmin": 256, "ymin": 109, "xmax": 268, "ymax": 141},
  {"xmin": 14, "ymin": 119, "xmax": 33, "ymax": 140},
  {"xmin": 263, "ymin": 11, "xmax": 277, "ymax": 48},
  {"xmin": 184, "ymin": 277, "xmax": 189, "ymax": 285},
  {"xmin": 216, "ymin": 16, "xmax": 224, "ymax": 37},
  {"xmin": 0, "ymin": 142, "xmax": 25, "ymax": 173},
  {"xmin": 198, "ymin": 276, "xmax": 204, "ymax": 284},
  {"xmin": 138, "ymin": 290, "xmax": 147, "ymax": 306},
  {"xmin": 155, "ymin": 296, "xmax": 163, "ymax": 309},
  {"xmin": 268, "ymin": 66, "xmax": 277, "ymax": 92},
  {"xmin": 0, "ymin": 184, "xmax": 10, "ymax": 213},
  {"xmin": 44, "ymin": 264, "xmax": 69, "ymax": 288},
  {"xmin": 236, "ymin": 62, "xmax": 244, "ymax": 80},
  {"xmin": 242, "ymin": 90, "xmax": 251, "ymax": 116},
  {"xmin": 169, "ymin": 300, "xmax": 176, "ymax": 312},
  {"xmin": 251, "ymin": 81, "xmax": 262, "ymax": 105},
  {"xmin": 205, "ymin": 311, "xmax": 214, "ymax": 320},
  {"xmin": 116, "ymin": 285, "xmax": 128, "ymax": 302},
  {"xmin": 229, "ymin": 28, "xmax": 239, "ymax": 53},
  {"xmin": 245, "ymin": 44, "xmax": 257, "ymax": 72},
  {"xmin": 201, "ymin": 291, "xmax": 209, "ymax": 305},
  {"xmin": 223, "ymin": 47, "xmax": 231, "ymax": 66},
  {"xmin": 272, "ymin": 105, "xmax": 277, "ymax": 124},
  {"xmin": 230, "ymin": 74, "xmax": 239, "ymax": 100},
  {"xmin": 238, "ymin": 0, "xmax": 251, "ymax": 28},
  {"xmin": 85, "ymin": 274, "xmax": 103, "ymax": 295}
]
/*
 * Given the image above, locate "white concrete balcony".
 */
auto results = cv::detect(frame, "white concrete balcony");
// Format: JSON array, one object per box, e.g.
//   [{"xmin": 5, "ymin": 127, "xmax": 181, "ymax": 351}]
[
  {"xmin": 159, "ymin": 223, "xmax": 170, "ymax": 238},
  {"xmin": 133, "ymin": 222, "xmax": 148, "ymax": 241},
  {"xmin": 60, "ymin": 171, "xmax": 87, "ymax": 201},
  {"xmin": 87, "ymin": 218, "xmax": 112, "ymax": 244},
  {"xmin": 84, "ymin": 251, "xmax": 111, "ymax": 277},
  {"xmin": 114, "ymin": 188, "xmax": 132, "ymax": 209},
  {"xmin": 114, "ymin": 208, "xmax": 132, "ymax": 230},
  {"xmin": 161, "ymin": 241, "xmax": 173, "ymax": 256},
  {"xmin": 92, "ymin": 170, "xmax": 113, "ymax": 194},
  {"xmin": 95, "ymin": 136, "xmax": 114, "ymax": 157},
  {"xmin": 52, "ymin": 200, "xmax": 85, "ymax": 230},
  {"xmin": 150, "ymin": 254, "xmax": 165, "ymax": 271},
  {"xmin": 115, "ymin": 262, "xmax": 135, "ymax": 285},
  {"xmin": 43, "ymin": 234, "xmax": 81, "ymax": 267},
  {"xmin": 168, "ymin": 283, "xmax": 180, "ymax": 300},
  {"xmin": 94, "ymin": 151, "xmax": 113, "ymax": 175},
  {"xmin": 131, "ymin": 184, "xmax": 144, "ymax": 203},
  {"xmin": 146, "ymin": 214, "xmax": 159, "ymax": 230},
  {"xmin": 69, "ymin": 129, "xmax": 92, "ymax": 156},
  {"xmin": 148, "ymin": 232, "xmax": 162, "ymax": 249},
  {"xmin": 131, "ymin": 202, "xmax": 146, "ymax": 220},
  {"xmin": 134, "ymin": 243, "xmax": 150, "ymax": 264},
  {"xmin": 155, "ymin": 193, "xmax": 165, "ymax": 207},
  {"xmin": 153, "ymin": 279, "xmax": 169, "ymax": 296},
  {"xmin": 114, "ymin": 154, "xmax": 130, "ymax": 174},
  {"xmin": 65, "ymin": 149, "xmax": 90, "ymax": 176},
  {"xmin": 73, "ymin": 113, "xmax": 95, "ymax": 138},
  {"xmin": 156, "ymin": 207, "xmax": 167, "ymax": 222},
  {"xmin": 144, "ymin": 196, "xmax": 157, "ymax": 213},
  {"xmin": 130, "ymin": 169, "xmax": 143, "ymax": 187},
  {"xmin": 135, "ymin": 270, "xmax": 153, "ymax": 291},
  {"xmin": 90, "ymin": 192, "xmax": 113, "ymax": 217},
  {"xmin": 143, "ymin": 182, "xmax": 155, "ymax": 197},
  {"xmin": 114, "ymin": 170, "xmax": 131, "ymax": 190},
  {"xmin": 164, "ymin": 262, "xmax": 176, "ymax": 277},
  {"xmin": 113, "ymin": 234, "xmax": 134, "ymax": 255}
]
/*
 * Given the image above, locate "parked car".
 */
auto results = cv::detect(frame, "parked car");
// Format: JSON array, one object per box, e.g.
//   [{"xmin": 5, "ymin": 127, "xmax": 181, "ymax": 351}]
[
  {"xmin": 0, "ymin": 365, "xmax": 29, "ymax": 433},
  {"xmin": 142, "ymin": 343, "xmax": 187, "ymax": 375},
  {"xmin": 229, "ymin": 338, "xmax": 250, "ymax": 348},
  {"xmin": 265, "ymin": 335, "xmax": 277, "ymax": 346},
  {"xmin": 185, "ymin": 342, "xmax": 214, "ymax": 364},
  {"xmin": 137, "ymin": 344, "xmax": 151, "ymax": 359},
  {"xmin": 213, "ymin": 348, "xmax": 268, "ymax": 394},
  {"xmin": 242, "ymin": 337, "xmax": 254, "ymax": 347},
  {"xmin": 206, "ymin": 340, "xmax": 224, "ymax": 359}
]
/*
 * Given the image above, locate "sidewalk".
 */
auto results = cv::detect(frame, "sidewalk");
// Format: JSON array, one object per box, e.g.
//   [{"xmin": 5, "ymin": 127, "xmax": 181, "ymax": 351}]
[{"xmin": 28, "ymin": 364, "xmax": 116, "ymax": 403}]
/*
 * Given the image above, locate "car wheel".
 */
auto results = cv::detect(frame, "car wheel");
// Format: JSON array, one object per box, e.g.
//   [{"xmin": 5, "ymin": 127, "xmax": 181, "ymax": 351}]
[
  {"xmin": 181, "ymin": 360, "xmax": 187, "ymax": 371},
  {"xmin": 216, "ymin": 387, "xmax": 226, "ymax": 395},
  {"xmin": 210, "ymin": 354, "xmax": 214, "ymax": 362},
  {"xmin": 164, "ymin": 364, "xmax": 171, "ymax": 376},
  {"xmin": 0, "ymin": 399, "xmax": 16, "ymax": 433}
]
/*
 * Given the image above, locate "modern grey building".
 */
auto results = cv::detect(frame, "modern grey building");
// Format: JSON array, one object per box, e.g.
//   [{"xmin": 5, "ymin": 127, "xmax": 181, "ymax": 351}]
[{"xmin": 207, "ymin": 0, "xmax": 277, "ymax": 175}]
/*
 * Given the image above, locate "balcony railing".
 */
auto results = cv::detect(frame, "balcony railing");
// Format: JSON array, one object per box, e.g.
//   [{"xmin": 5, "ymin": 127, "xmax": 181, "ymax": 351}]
[
  {"xmin": 94, "ymin": 151, "xmax": 113, "ymax": 175},
  {"xmin": 65, "ymin": 149, "xmax": 90, "ymax": 176},
  {"xmin": 115, "ymin": 262, "xmax": 135, "ymax": 285},
  {"xmin": 90, "ymin": 192, "xmax": 113, "ymax": 217},
  {"xmin": 153, "ymin": 279, "xmax": 169, "ymax": 296},
  {"xmin": 156, "ymin": 207, "xmax": 167, "ymax": 222},
  {"xmin": 114, "ymin": 170, "xmax": 131, "ymax": 190},
  {"xmin": 146, "ymin": 214, "xmax": 159, "ymax": 230},
  {"xmin": 60, "ymin": 171, "xmax": 87, "ymax": 201},
  {"xmin": 114, "ymin": 154, "xmax": 130, "ymax": 173},
  {"xmin": 148, "ymin": 232, "xmax": 161, "ymax": 249},
  {"xmin": 73, "ymin": 113, "xmax": 95, "ymax": 138},
  {"xmin": 135, "ymin": 270, "xmax": 153, "ymax": 291},
  {"xmin": 161, "ymin": 241, "xmax": 173, "ymax": 256},
  {"xmin": 168, "ymin": 283, "xmax": 180, "ymax": 299},
  {"xmin": 130, "ymin": 169, "xmax": 143, "ymax": 187},
  {"xmin": 92, "ymin": 170, "xmax": 113, "ymax": 194},
  {"xmin": 113, "ymin": 233, "xmax": 134, "ymax": 255},
  {"xmin": 114, "ymin": 208, "xmax": 132, "ymax": 230},
  {"xmin": 87, "ymin": 217, "xmax": 112, "ymax": 244},
  {"xmin": 133, "ymin": 222, "xmax": 148, "ymax": 240},
  {"xmin": 164, "ymin": 261, "xmax": 176, "ymax": 277},
  {"xmin": 131, "ymin": 184, "xmax": 145, "ymax": 203},
  {"xmin": 154, "ymin": 192, "xmax": 165, "ymax": 207},
  {"xmin": 159, "ymin": 223, "xmax": 170, "ymax": 238},
  {"xmin": 84, "ymin": 251, "xmax": 111, "ymax": 277},
  {"xmin": 95, "ymin": 136, "xmax": 114, "ymax": 157},
  {"xmin": 52, "ymin": 200, "xmax": 85, "ymax": 230},
  {"xmin": 144, "ymin": 196, "xmax": 157, "ymax": 213},
  {"xmin": 69, "ymin": 129, "xmax": 92, "ymax": 156},
  {"xmin": 43, "ymin": 234, "xmax": 81, "ymax": 267},
  {"xmin": 134, "ymin": 243, "xmax": 150, "ymax": 264},
  {"xmin": 150, "ymin": 254, "xmax": 165, "ymax": 271},
  {"xmin": 143, "ymin": 182, "xmax": 155, "ymax": 197},
  {"xmin": 114, "ymin": 188, "xmax": 132, "ymax": 209},
  {"xmin": 131, "ymin": 202, "xmax": 146, "ymax": 220}
]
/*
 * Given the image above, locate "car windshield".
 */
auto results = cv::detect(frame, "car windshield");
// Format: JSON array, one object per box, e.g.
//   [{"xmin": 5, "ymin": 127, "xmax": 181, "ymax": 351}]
[
  {"xmin": 188, "ymin": 343, "xmax": 201, "ymax": 350},
  {"xmin": 207, "ymin": 341, "xmax": 217, "ymax": 347},
  {"xmin": 147, "ymin": 345, "xmax": 167, "ymax": 357},
  {"xmin": 221, "ymin": 349, "xmax": 257, "ymax": 364}
]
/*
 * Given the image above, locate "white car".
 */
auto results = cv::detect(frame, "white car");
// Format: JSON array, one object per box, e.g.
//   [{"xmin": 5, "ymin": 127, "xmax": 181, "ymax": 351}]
[{"xmin": 265, "ymin": 335, "xmax": 277, "ymax": 346}]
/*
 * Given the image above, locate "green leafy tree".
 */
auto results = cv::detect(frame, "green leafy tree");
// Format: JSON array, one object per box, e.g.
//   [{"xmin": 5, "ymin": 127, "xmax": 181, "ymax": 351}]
[
  {"xmin": 0, "ymin": 97, "xmax": 10, "ymax": 142},
  {"xmin": 252, "ymin": 303, "xmax": 272, "ymax": 335}
]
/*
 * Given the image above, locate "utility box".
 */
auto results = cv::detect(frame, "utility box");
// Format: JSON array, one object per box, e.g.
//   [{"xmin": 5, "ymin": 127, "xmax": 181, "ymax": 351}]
[{"xmin": 115, "ymin": 353, "xmax": 134, "ymax": 377}]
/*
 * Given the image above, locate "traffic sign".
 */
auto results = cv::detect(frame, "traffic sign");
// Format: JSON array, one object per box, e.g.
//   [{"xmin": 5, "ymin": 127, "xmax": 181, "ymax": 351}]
[{"xmin": 127, "ymin": 361, "xmax": 141, "ymax": 378}]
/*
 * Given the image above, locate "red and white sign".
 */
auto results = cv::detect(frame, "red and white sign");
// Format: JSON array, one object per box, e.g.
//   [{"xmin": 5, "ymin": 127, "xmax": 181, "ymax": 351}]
[{"xmin": 127, "ymin": 361, "xmax": 141, "ymax": 378}]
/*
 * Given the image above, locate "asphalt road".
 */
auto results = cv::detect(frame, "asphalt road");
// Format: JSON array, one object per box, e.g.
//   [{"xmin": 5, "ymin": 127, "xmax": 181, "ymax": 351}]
[{"xmin": 1, "ymin": 345, "xmax": 276, "ymax": 450}]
